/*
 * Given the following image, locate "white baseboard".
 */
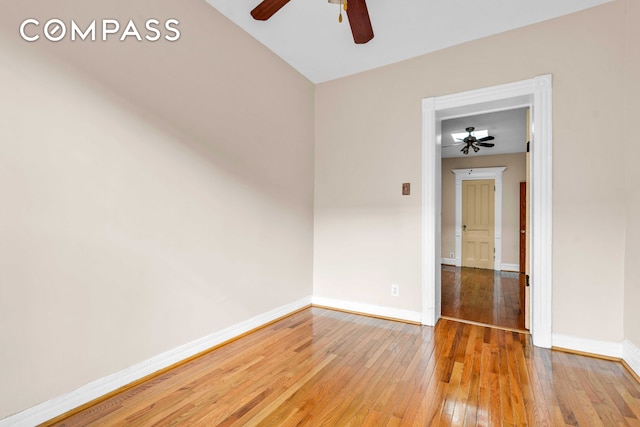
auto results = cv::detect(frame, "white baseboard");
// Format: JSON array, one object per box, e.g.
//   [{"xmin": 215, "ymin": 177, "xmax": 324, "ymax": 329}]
[
  {"xmin": 0, "ymin": 297, "xmax": 312, "ymax": 427},
  {"xmin": 552, "ymin": 335, "xmax": 640, "ymax": 379},
  {"xmin": 552, "ymin": 333, "xmax": 623, "ymax": 359},
  {"xmin": 441, "ymin": 258, "xmax": 456, "ymax": 266},
  {"xmin": 501, "ymin": 263, "xmax": 519, "ymax": 272},
  {"xmin": 623, "ymin": 339, "xmax": 640, "ymax": 378},
  {"xmin": 312, "ymin": 296, "xmax": 422, "ymax": 323}
]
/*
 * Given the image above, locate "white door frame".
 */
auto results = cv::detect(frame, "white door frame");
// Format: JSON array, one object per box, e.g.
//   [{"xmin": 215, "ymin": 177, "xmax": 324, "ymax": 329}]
[
  {"xmin": 421, "ymin": 75, "xmax": 553, "ymax": 348},
  {"xmin": 453, "ymin": 167, "xmax": 506, "ymax": 271}
]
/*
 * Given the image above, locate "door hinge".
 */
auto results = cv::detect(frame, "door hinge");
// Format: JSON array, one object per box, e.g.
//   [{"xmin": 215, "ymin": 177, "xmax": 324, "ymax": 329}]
[
  {"xmin": 527, "ymin": 141, "xmax": 530, "ymax": 153},
  {"xmin": 526, "ymin": 275, "xmax": 530, "ymax": 287}
]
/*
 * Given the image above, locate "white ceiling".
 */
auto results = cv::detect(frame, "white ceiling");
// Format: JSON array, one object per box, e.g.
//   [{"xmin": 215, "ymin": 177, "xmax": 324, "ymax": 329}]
[
  {"xmin": 203, "ymin": 0, "xmax": 611, "ymax": 83},
  {"xmin": 441, "ymin": 108, "xmax": 528, "ymax": 158}
]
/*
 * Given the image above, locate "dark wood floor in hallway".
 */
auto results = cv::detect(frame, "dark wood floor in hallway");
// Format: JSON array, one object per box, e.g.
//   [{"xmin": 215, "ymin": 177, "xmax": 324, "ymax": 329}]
[
  {"xmin": 48, "ymin": 307, "xmax": 640, "ymax": 426},
  {"xmin": 442, "ymin": 265, "xmax": 526, "ymax": 331}
]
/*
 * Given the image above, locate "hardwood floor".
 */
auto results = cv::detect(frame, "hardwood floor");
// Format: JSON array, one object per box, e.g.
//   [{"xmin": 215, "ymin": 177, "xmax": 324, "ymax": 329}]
[
  {"xmin": 47, "ymin": 307, "xmax": 640, "ymax": 426},
  {"xmin": 441, "ymin": 265, "xmax": 526, "ymax": 331}
]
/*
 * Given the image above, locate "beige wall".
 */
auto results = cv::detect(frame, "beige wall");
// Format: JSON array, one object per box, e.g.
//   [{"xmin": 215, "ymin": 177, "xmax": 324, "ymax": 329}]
[
  {"xmin": 624, "ymin": 0, "xmax": 640, "ymax": 348},
  {"xmin": 2, "ymin": 0, "xmax": 639, "ymax": 421},
  {"xmin": 0, "ymin": 0, "xmax": 314, "ymax": 418},
  {"xmin": 441, "ymin": 153, "xmax": 526, "ymax": 267},
  {"xmin": 315, "ymin": 1, "xmax": 630, "ymax": 341}
]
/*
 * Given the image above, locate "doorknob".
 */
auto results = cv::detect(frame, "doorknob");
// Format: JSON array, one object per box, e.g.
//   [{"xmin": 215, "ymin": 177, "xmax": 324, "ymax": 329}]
[
  {"xmin": 463, "ymin": 225, "xmax": 467, "ymax": 231},
  {"xmin": 520, "ymin": 230, "xmax": 525, "ymax": 234}
]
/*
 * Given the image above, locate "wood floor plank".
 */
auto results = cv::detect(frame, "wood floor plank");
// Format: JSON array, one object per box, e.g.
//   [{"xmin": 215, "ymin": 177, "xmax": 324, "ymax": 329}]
[
  {"xmin": 462, "ymin": 327, "xmax": 483, "ymax": 426},
  {"xmin": 46, "ymin": 308, "xmax": 640, "ymax": 427},
  {"xmin": 504, "ymin": 332, "xmax": 526, "ymax": 426},
  {"xmin": 516, "ymin": 340, "xmax": 552, "ymax": 426},
  {"xmin": 450, "ymin": 326, "xmax": 477, "ymax": 425}
]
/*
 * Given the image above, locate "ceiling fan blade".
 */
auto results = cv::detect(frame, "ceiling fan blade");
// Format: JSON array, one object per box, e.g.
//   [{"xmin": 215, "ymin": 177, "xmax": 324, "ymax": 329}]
[
  {"xmin": 345, "ymin": 0, "xmax": 374, "ymax": 44},
  {"xmin": 476, "ymin": 142, "xmax": 495, "ymax": 147},
  {"xmin": 478, "ymin": 135, "xmax": 495, "ymax": 142},
  {"xmin": 251, "ymin": 0, "xmax": 291, "ymax": 20}
]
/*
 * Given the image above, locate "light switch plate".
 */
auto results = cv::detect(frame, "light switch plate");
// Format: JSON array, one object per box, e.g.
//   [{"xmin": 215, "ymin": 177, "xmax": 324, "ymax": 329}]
[{"xmin": 402, "ymin": 183, "xmax": 410, "ymax": 195}]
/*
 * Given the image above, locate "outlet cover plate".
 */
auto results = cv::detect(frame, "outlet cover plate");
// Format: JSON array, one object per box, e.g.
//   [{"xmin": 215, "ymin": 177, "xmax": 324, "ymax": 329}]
[{"xmin": 391, "ymin": 284, "xmax": 399, "ymax": 296}]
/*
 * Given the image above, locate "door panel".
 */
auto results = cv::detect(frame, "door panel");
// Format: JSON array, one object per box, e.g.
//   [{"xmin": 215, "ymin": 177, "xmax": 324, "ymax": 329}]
[
  {"xmin": 462, "ymin": 179, "xmax": 495, "ymax": 269},
  {"xmin": 519, "ymin": 181, "xmax": 527, "ymax": 327},
  {"xmin": 519, "ymin": 182, "xmax": 526, "ymax": 273}
]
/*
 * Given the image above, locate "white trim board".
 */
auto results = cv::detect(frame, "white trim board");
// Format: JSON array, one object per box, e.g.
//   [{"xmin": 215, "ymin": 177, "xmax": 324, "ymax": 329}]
[
  {"xmin": 552, "ymin": 335, "xmax": 640, "ymax": 379},
  {"xmin": 501, "ymin": 263, "xmax": 519, "ymax": 272},
  {"xmin": 421, "ymin": 75, "xmax": 553, "ymax": 349},
  {"xmin": 553, "ymin": 334, "xmax": 623, "ymax": 359},
  {"xmin": 452, "ymin": 167, "xmax": 506, "ymax": 271},
  {"xmin": 312, "ymin": 296, "xmax": 422, "ymax": 324},
  {"xmin": 0, "ymin": 297, "xmax": 312, "ymax": 427},
  {"xmin": 623, "ymin": 340, "xmax": 640, "ymax": 379}
]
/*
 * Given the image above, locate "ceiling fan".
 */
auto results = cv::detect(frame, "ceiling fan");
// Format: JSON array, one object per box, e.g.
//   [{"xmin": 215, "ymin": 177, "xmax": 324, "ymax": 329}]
[
  {"xmin": 453, "ymin": 127, "xmax": 495, "ymax": 155},
  {"xmin": 250, "ymin": 0, "xmax": 374, "ymax": 44}
]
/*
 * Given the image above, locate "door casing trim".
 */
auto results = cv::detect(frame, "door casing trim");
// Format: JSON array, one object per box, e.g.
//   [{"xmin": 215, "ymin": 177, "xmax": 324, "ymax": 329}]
[{"xmin": 421, "ymin": 75, "xmax": 552, "ymax": 348}]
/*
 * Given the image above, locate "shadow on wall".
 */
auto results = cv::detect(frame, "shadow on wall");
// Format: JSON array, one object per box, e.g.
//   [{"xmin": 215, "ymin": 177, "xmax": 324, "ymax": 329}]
[{"xmin": 0, "ymin": 0, "xmax": 314, "ymax": 204}]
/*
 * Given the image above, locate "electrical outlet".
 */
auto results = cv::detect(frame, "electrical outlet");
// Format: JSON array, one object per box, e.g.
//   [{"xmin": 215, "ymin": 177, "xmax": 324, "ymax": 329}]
[
  {"xmin": 391, "ymin": 284, "xmax": 399, "ymax": 296},
  {"xmin": 450, "ymin": 252, "xmax": 454, "ymax": 258}
]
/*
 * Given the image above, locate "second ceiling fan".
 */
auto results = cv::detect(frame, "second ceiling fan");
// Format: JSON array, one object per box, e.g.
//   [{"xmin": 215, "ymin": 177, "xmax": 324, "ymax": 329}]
[
  {"xmin": 250, "ymin": 0, "xmax": 374, "ymax": 44},
  {"xmin": 455, "ymin": 127, "xmax": 495, "ymax": 155}
]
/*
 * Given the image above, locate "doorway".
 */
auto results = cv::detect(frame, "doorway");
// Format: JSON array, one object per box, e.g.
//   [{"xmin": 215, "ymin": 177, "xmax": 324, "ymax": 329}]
[
  {"xmin": 421, "ymin": 75, "xmax": 553, "ymax": 348},
  {"xmin": 443, "ymin": 160, "xmax": 524, "ymax": 330}
]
